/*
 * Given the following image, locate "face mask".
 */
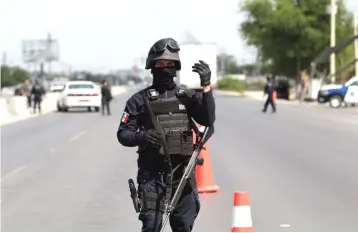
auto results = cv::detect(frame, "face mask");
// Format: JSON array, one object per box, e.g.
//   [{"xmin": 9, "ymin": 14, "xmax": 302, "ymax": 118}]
[{"xmin": 151, "ymin": 67, "xmax": 177, "ymax": 90}]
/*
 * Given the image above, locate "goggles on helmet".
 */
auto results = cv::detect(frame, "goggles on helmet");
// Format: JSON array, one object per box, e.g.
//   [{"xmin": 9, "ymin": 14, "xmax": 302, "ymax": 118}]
[{"xmin": 150, "ymin": 38, "xmax": 180, "ymax": 54}]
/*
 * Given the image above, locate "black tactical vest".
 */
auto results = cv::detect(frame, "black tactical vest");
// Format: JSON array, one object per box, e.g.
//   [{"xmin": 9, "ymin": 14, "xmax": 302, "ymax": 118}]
[{"xmin": 148, "ymin": 89, "xmax": 193, "ymax": 157}]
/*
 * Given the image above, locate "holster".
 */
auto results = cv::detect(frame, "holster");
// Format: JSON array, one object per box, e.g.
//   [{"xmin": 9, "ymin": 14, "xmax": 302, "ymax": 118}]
[{"xmin": 137, "ymin": 170, "xmax": 167, "ymax": 213}]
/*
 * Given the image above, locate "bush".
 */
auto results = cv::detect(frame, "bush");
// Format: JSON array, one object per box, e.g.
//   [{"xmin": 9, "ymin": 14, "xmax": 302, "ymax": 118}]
[
  {"xmin": 1, "ymin": 65, "xmax": 29, "ymax": 87},
  {"xmin": 245, "ymin": 81, "xmax": 265, "ymax": 91},
  {"xmin": 217, "ymin": 76, "xmax": 245, "ymax": 92}
]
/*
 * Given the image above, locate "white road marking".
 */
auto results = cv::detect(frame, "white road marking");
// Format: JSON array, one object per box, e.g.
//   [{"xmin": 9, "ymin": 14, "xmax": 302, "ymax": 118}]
[
  {"xmin": 68, "ymin": 130, "xmax": 87, "ymax": 142},
  {"xmin": 280, "ymin": 224, "xmax": 291, "ymax": 228},
  {"xmin": 1, "ymin": 165, "xmax": 28, "ymax": 182}
]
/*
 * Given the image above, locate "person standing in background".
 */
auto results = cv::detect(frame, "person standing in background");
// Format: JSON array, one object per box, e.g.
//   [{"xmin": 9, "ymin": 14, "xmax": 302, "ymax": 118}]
[
  {"xmin": 31, "ymin": 79, "xmax": 45, "ymax": 114},
  {"xmin": 300, "ymin": 70, "xmax": 310, "ymax": 103},
  {"xmin": 23, "ymin": 79, "xmax": 32, "ymax": 108},
  {"xmin": 101, "ymin": 80, "xmax": 112, "ymax": 115},
  {"xmin": 262, "ymin": 74, "xmax": 277, "ymax": 113}
]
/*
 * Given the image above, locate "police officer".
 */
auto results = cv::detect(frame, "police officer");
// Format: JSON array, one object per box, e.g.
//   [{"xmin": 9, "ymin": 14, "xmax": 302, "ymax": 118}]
[
  {"xmin": 101, "ymin": 79, "xmax": 113, "ymax": 115},
  {"xmin": 31, "ymin": 79, "xmax": 46, "ymax": 114},
  {"xmin": 262, "ymin": 74, "xmax": 276, "ymax": 113},
  {"xmin": 117, "ymin": 38, "xmax": 215, "ymax": 232}
]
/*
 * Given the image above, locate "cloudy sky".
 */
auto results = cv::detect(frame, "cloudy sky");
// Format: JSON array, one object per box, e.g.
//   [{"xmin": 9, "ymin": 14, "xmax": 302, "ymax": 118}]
[{"xmin": 0, "ymin": 0, "xmax": 357, "ymax": 72}]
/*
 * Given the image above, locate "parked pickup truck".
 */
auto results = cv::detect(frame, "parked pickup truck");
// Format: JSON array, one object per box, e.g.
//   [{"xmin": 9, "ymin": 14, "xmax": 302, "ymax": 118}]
[{"xmin": 317, "ymin": 77, "xmax": 358, "ymax": 108}]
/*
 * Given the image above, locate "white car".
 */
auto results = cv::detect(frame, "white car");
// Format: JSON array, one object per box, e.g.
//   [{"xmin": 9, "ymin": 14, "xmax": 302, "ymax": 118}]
[
  {"xmin": 49, "ymin": 82, "xmax": 65, "ymax": 92},
  {"xmin": 57, "ymin": 81, "xmax": 102, "ymax": 112}
]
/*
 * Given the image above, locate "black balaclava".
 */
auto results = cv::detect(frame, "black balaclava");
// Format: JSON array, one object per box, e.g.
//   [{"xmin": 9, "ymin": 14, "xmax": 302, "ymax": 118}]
[{"xmin": 151, "ymin": 66, "xmax": 177, "ymax": 91}]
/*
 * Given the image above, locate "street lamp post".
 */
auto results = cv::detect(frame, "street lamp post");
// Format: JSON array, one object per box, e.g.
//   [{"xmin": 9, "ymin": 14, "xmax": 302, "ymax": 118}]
[
  {"xmin": 354, "ymin": 12, "xmax": 358, "ymax": 78},
  {"xmin": 330, "ymin": 0, "xmax": 337, "ymax": 83}
]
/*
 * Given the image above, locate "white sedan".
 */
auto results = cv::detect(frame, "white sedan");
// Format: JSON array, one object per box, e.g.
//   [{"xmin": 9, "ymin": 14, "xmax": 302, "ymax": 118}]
[
  {"xmin": 49, "ymin": 82, "xmax": 65, "ymax": 92},
  {"xmin": 57, "ymin": 80, "xmax": 102, "ymax": 112}
]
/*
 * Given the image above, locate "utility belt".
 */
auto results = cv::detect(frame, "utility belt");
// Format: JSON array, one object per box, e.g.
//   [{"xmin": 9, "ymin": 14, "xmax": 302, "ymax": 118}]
[{"xmin": 128, "ymin": 165, "xmax": 197, "ymax": 214}]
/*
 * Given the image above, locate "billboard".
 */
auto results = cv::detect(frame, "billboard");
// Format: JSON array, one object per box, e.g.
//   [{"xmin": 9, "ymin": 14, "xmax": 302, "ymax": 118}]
[{"xmin": 22, "ymin": 38, "xmax": 59, "ymax": 63}]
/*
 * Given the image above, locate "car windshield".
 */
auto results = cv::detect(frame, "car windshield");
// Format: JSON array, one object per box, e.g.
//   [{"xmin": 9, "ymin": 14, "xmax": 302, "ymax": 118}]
[
  {"xmin": 68, "ymin": 84, "xmax": 94, "ymax": 89},
  {"xmin": 350, "ymin": 81, "xmax": 358, "ymax": 86}
]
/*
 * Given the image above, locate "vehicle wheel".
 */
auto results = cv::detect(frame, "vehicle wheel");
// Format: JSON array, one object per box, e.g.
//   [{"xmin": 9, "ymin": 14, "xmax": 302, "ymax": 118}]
[
  {"xmin": 63, "ymin": 107, "xmax": 68, "ymax": 112},
  {"xmin": 329, "ymin": 95, "xmax": 343, "ymax": 108},
  {"xmin": 57, "ymin": 103, "xmax": 62, "ymax": 112},
  {"xmin": 94, "ymin": 107, "xmax": 100, "ymax": 112},
  {"xmin": 88, "ymin": 107, "xmax": 92, "ymax": 112}
]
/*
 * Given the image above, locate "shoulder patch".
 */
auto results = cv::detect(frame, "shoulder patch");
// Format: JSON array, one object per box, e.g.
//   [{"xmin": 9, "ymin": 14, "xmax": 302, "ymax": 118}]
[
  {"xmin": 178, "ymin": 103, "xmax": 186, "ymax": 110},
  {"xmin": 121, "ymin": 111, "xmax": 130, "ymax": 123}
]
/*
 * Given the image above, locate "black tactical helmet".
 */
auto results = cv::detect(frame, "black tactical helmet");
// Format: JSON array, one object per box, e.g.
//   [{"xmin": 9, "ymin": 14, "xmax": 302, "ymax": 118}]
[{"xmin": 145, "ymin": 38, "xmax": 181, "ymax": 70}]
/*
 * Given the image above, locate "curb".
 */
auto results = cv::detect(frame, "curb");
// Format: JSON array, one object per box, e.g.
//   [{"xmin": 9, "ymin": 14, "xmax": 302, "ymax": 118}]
[
  {"xmin": 214, "ymin": 90, "xmax": 246, "ymax": 97},
  {"xmin": 215, "ymin": 89, "xmax": 318, "ymax": 106},
  {"xmin": 0, "ymin": 86, "xmax": 128, "ymax": 126}
]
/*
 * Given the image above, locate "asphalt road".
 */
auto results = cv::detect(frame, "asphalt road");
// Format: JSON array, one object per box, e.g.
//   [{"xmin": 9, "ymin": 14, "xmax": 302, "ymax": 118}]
[{"xmin": 1, "ymin": 87, "xmax": 358, "ymax": 232}]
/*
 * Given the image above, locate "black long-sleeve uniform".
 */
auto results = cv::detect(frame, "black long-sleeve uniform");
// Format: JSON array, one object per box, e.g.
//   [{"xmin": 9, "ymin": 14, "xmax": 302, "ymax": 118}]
[
  {"xmin": 263, "ymin": 80, "xmax": 276, "ymax": 112},
  {"xmin": 117, "ymin": 85, "xmax": 215, "ymax": 172},
  {"xmin": 31, "ymin": 84, "xmax": 46, "ymax": 113},
  {"xmin": 101, "ymin": 85, "xmax": 113, "ymax": 115}
]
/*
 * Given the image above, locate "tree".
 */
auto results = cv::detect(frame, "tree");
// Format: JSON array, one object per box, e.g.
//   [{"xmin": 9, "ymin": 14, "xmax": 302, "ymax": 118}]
[
  {"xmin": 217, "ymin": 53, "xmax": 243, "ymax": 74},
  {"xmin": 239, "ymin": 0, "xmax": 354, "ymax": 80},
  {"xmin": 1, "ymin": 65, "xmax": 29, "ymax": 87}
]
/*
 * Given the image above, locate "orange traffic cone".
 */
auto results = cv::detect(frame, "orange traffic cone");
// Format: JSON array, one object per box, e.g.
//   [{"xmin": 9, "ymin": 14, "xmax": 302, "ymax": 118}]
[
  {"xmin": 231, "ymin": 192, "xmax": 253, "ymax": 232},
  {"xmin": 193, "ymin": 127, "xmax": 219, "ymax": 193},
  {"xmin": 273, "ymin": 90, "xmax": 277, "ymax": 101},
  {"xmin": 196, "ymin": 142, "xmax": 220, "ymax": 193}
]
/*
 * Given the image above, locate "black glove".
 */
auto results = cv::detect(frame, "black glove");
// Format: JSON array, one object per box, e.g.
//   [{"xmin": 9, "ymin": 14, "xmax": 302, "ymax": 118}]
[
  {"xmin": 136, "ymin": 129, "xmax": 163, "ymax": 146},
  {"xmin": 192, "ymin": 60, "xmax": 211, "ymax": 87}
]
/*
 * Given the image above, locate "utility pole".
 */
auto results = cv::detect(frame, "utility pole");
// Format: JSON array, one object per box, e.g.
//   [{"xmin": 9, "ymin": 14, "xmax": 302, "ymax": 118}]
[
  {"xmin": 47, "ymin": 33, "xmax": 53, "ymax": 81},
  {"xmin": 221, "ymin": 54, "xmax": 226, "ymax": 75},
  {"xmin": 354, "ymin": 12, "xmax": 358, "ymax": 78},
  {"xmin": 330, "ymin": 0, "xmax": 337, "ymax": 83},
  {"xmin": 1, "ymin": 52, "xmax": 7, "ymax": 65},
  {"xmin": 219, "ymin": 47, "xmax": 226, "ymax": 75}
]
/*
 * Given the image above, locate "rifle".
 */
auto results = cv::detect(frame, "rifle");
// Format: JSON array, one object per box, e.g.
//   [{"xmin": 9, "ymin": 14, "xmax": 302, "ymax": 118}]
[{"xmin": 160, "ymin": 126, "xmax": 210, "ymax": 231}]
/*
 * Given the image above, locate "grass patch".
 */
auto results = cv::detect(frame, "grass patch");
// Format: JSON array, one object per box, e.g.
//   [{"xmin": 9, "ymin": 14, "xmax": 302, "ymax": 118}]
[{"xmin": 217, "ymin": 76, "xmax": 245, "ymax": 93}]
